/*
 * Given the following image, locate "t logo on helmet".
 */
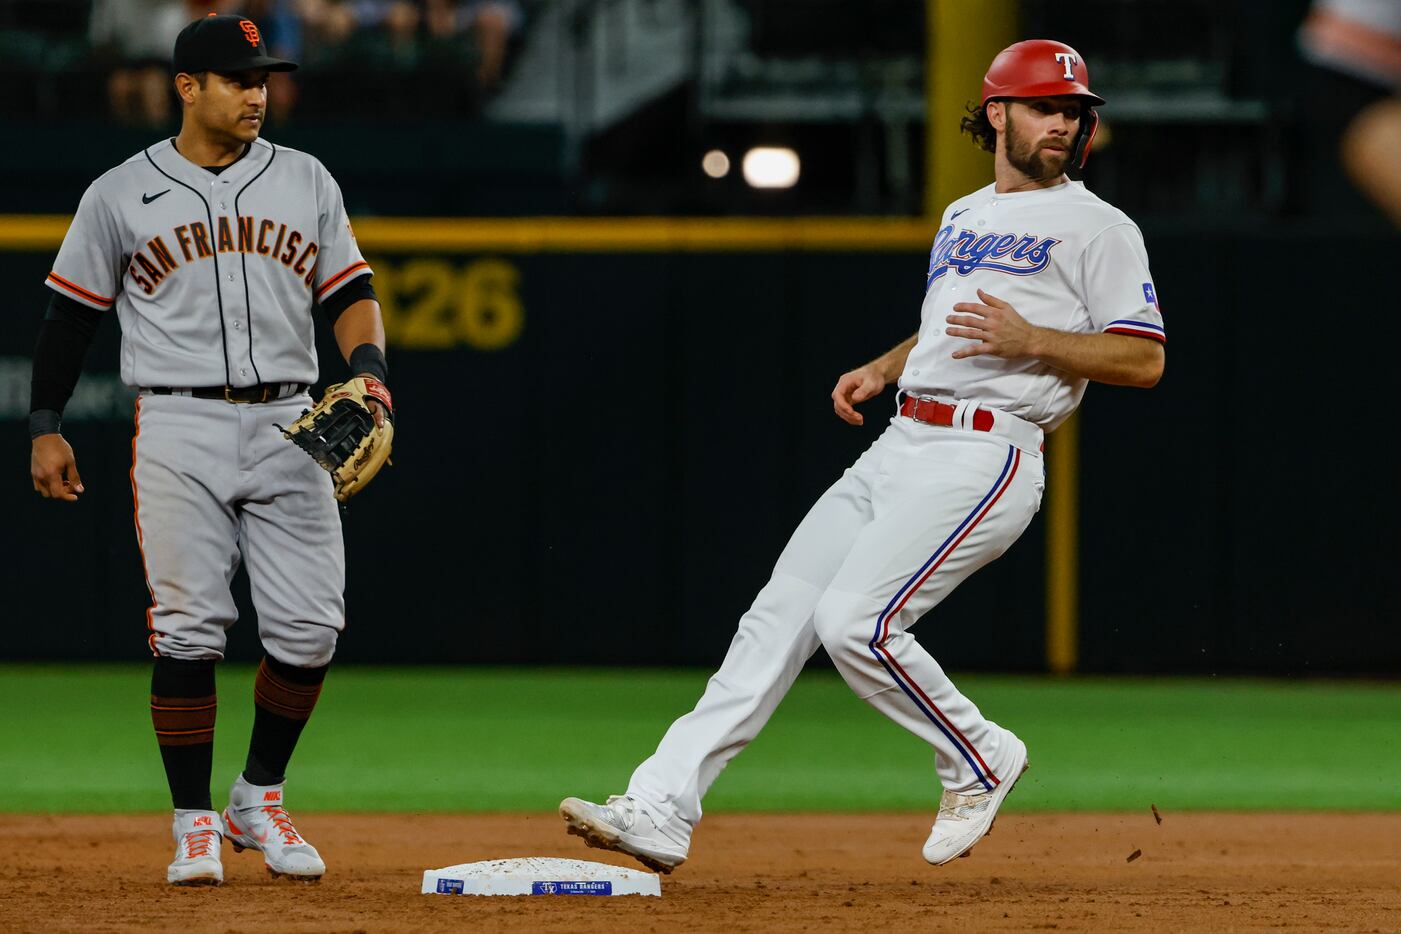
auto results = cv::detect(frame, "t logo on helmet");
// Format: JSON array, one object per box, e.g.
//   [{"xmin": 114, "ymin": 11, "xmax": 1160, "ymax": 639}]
[
  {"xmin": 1054, "ymin": 52, "xmax": 1078, "ymax": 80},
  {"xmin": 240, "ymin": 20, "xmax": 261, "ymax": 47}
]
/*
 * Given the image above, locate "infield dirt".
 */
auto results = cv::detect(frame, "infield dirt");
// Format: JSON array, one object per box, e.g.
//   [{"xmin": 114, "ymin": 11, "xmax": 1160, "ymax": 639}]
[{"xmin": 2, "ymin": 812, "xmax": 1398, "ymax": 932}]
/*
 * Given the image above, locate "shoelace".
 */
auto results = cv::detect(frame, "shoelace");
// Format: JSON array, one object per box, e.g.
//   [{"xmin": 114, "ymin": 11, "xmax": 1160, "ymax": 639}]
[
  {"xmin": 937, "ymin": 790, "xmax": 992, "ymax": 822},
  {"xmin": 259, "ymin": 805, "xmax": 305, "ymax": 846},
  {"xmin": 183, "ymin": 828, "xmax": 219, "ymax": 859}
]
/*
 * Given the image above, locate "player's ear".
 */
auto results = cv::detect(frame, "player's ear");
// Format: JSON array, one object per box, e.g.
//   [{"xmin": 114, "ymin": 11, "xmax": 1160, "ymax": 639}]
[
  {"xmin": 173, "ymin": 72, "xmax": 200, "ymax": 106},
  {"xmin": 986, "ymin": 100, "xmax": 1006, "ymax": 132}
]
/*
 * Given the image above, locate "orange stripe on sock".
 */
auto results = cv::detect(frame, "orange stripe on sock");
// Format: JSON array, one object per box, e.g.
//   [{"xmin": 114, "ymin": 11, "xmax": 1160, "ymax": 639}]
[
  {"xmin": 151, "ymin": 696, "xmax": 217, "ymax": 739},
  {"xmin": 154, "ymin": 727, "xmax": 215, "ymax": 736},
  {"xmin": 253, "ymin": 659, "xmax": 323, "ymax": 721}
]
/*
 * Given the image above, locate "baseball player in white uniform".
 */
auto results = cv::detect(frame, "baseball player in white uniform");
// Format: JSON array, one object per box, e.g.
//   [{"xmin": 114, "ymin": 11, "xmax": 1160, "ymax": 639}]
[
  {"xmin": 561, "ymin": 39, "xmax": 1166, "ymax": 872},
  {"xmin": 28, "ymin": 15, "xmax": 390, "ymax": 885}
]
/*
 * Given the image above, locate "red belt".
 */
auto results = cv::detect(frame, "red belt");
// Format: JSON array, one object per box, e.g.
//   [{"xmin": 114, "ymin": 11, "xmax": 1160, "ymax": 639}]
[{"xmin": 899, "ymin": 395, "xmax": 994, "ymax": 432}]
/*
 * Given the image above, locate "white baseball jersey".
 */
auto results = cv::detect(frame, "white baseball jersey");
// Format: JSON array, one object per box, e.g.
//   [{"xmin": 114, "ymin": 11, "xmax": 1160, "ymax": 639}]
[
  {"xmin": 45, "ymin": 137, "xmax": 370, "ymax": 388},
  {"xmin": 900, "ymin": 179, "xmax": 1165, "ymax": 431}
]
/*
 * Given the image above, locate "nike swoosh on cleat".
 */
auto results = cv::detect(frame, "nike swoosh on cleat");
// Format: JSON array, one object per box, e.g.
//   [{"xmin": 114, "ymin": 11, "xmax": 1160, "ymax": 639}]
[{"xmin": 142, "ymin": 190, "xmax": 171, "ymax": 204}]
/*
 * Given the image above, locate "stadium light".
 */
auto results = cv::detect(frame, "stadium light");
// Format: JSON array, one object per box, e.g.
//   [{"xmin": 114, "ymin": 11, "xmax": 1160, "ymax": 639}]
[
  {"xmin": 701, "ymin": 150, "xmax": 731, "ymax": 178},
  {"xmin": 742, "ymin": 147, "xmax": 800, "ymax": 189}
]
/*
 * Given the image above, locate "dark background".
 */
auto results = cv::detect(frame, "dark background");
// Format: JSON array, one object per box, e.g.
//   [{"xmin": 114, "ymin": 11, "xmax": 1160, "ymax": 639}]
[
  {"xmin": 2, "ymin": 0, "xmax": 1397, "ymax": 674},
  {"xmin": 5, "ymin": 227, "xmax": 1398, "ymax": 674}
]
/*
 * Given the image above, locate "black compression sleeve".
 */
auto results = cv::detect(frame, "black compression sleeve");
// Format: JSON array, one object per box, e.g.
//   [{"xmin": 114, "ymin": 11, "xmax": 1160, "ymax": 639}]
[
  {"xmin": 30, "ymin": 293, "xmax": 103, "ymax": 416},
  {"xmin": 317, "ymin": 273, "xmax": 378, "ymax": 324}
]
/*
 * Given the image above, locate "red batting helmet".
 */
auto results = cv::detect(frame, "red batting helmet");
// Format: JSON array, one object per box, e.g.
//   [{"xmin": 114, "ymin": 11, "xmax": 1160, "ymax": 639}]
[{"xmin": 981, "ymin": 39, "xmax": 1105, "ymax": 169}]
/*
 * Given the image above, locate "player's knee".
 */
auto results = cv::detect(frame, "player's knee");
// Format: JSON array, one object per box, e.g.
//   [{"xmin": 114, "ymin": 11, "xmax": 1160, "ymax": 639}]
[
  {"xmin": 152, "ymin": 625, "xmax": 226, "ymax": 661},
  {"xmin": 154, "ymin": 642, "xmax": 224, "ymax": 663},
  {"xmin": 262, "ymin": 624, "xmax": 339, "ymax": 668},
  {"xmin": 812, "ymin": 590, "xmax": 872, "ymax": 660}
]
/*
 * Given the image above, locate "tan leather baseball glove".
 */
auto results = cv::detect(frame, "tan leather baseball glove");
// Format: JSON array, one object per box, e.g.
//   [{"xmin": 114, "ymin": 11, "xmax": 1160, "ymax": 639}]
[{"xmin": 278, "ymin": 376, "xmax": 394, "ymax": 502}]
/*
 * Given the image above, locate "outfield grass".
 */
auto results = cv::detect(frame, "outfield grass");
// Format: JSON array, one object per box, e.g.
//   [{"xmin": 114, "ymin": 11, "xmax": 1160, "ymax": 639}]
[{"xmin": 1, "ymin": 665, "xmax": 1398, "ymax": 813}]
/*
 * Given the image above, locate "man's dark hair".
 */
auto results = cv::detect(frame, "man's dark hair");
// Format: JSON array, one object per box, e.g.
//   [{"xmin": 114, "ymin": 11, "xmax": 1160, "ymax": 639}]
[{"xmin": 960, "ymin": 102, "xmax": 996, "ymax": 153}]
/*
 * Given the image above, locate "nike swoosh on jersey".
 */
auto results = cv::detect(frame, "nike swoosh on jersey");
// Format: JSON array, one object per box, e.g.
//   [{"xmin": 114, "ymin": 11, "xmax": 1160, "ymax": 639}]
[
  {"xmin": 950, "ymin": 208, "xmax": 969, "ymax": 220},
  {"xmin": 142, "ymin": 190, "xmax": 171, "ymax": 204}
]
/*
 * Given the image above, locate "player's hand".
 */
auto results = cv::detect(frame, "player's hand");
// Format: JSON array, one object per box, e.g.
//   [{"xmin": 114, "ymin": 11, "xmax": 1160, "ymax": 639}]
[
  {"xmin": 355, "ymin": 373, "xmax": 389, "ymax": 428},
  {"xmin": 946, "ymin": 289, "xmax": 1044, "ymax": 360},
  {"xmin": 366, "ymin": 398, "xmax": 387, "ymax": 428},
  {"xmin": 831, "ymin": 365, "xmax": 887, "ymax": 426},
  {"xmin": 31, "ymin": 433, "xmax": 84, "ymax": 502}
]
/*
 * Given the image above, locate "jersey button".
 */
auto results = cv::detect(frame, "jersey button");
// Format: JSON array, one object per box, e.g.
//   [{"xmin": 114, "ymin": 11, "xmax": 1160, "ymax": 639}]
[
  {"xmin": 226, "ymin": 274, "xmax": 234, "ymax": 282},
  {"xmin": 233, "ymin": 321, "xmax": 241, "ymax": 330},
  {"xmin": 240, "ymin": 368, "xmax": 248, "ymax": 377}
]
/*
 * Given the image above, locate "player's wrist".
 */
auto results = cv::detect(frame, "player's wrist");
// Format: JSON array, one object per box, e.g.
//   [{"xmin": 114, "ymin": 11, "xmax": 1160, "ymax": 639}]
[
  {"xmin": 1026, "ymin": 326, "xmax": 1056, "ymax": 361},
  {"xmin": 864, "ymin": 359, "xmax": 894, "ymax": 383},
  {"xmin": 29, "ymin": 409, "xmax": 62, "ymax": 440},
  {"xmin": 348, "ymin": 343, "xmax": 387, "ymax": 384}
]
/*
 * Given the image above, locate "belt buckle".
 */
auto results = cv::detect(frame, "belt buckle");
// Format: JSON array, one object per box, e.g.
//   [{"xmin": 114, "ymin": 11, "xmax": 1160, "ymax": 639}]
[
  {"xmin": 259, "ymin": 384, "xmax": 273, "ymax": 404},
  {"xmin": 224, "ymin": 385, "xmax": 236, "ymax": 404},
  {"xmin": 914, "ymin": 394, "xmax": 948, "ymax": 426},
  {"xmin": 911, "ymin": 394, "xmax": 932, "ymax": 424}
]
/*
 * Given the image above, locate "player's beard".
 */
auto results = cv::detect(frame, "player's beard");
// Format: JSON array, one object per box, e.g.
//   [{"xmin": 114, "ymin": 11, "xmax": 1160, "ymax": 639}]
[{"xmin": 1003, "ymin": 111, "xmax": 1071, "ymax": 180}]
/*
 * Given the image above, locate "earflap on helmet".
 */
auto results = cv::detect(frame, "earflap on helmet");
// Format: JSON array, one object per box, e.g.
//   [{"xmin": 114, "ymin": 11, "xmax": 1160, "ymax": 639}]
[{"xmin": 1071, "ymin": 107, "xmax": 1099, "ymax": 170}]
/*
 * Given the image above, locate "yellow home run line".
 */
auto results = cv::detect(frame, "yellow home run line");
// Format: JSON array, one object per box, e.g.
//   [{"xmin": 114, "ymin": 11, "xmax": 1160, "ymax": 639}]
[{"xmin": 0, "ymin": 215, "xmax": 935, "ymax": 253}]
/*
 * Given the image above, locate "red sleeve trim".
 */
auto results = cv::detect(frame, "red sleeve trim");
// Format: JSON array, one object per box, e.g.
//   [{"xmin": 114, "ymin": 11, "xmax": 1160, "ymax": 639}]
[
  {"xmin": 47, "ymin": 272, "xmax": 113, "ymax": 308},
  {"xmin": 315, "ymin": 261, "xmax": 371, "ymax": 299},
  {"xmin": 1105, "ymin": 326, "xmax": 1167, "ymax": 344}
]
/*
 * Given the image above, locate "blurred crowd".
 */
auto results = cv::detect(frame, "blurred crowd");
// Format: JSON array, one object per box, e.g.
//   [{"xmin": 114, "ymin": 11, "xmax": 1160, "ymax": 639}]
[{"xmin": 87, "ymin": 0, "xmax": 530, "ymax": 125}]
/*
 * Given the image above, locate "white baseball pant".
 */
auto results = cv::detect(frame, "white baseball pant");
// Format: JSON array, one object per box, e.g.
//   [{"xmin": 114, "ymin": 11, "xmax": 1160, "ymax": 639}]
[{"xmin": 627, "ymin": 411, "xmax": 1045, "ymax": 848}]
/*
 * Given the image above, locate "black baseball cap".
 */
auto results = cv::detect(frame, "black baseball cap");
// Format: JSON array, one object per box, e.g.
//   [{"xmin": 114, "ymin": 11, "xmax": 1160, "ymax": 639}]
[{"xmin": 172, "ymin": 14, "xmax": 298, "ymax": 75}]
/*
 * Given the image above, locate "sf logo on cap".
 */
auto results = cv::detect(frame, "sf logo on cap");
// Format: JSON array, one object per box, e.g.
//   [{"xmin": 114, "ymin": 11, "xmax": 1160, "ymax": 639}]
[
  {"xmin": 1054, "ymin": 52, "xmax": 1079, "ymax": 80},
  {"xmin": 240, "ymin": 20, "xmax": 261, "ymax": 47}
]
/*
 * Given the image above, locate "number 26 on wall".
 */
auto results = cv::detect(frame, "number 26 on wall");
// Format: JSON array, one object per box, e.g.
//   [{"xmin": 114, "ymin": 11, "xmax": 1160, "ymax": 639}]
[{"xmin": 369, "ymin": 256, "xmax": 524, "ymax": 351}]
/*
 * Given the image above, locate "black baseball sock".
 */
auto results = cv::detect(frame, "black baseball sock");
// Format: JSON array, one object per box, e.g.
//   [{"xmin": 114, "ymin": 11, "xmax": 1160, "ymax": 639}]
[
  {"xmin": 151, "ymin": 657, "xmax": 217, "ymax": 811},
  {"xmin": 242, "ymin": 655, "xmax": 329, "ymax": 787}
]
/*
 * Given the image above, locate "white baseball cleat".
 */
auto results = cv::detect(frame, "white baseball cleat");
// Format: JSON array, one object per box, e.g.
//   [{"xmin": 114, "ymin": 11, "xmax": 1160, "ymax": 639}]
[
  {"xmin": 167, "ymin": 809, "xmax": 224, "ymax": 886},
  {"xmin": 221, "ymin": 776, "xmax": 326, "ymax": 881},
  {"xmin": 560, "ymin": 794, "xmax": 688, "ymax": 874},
  {"xmin": 922, "ymin": 734, "xmax": 1030, "ymax": 866}
]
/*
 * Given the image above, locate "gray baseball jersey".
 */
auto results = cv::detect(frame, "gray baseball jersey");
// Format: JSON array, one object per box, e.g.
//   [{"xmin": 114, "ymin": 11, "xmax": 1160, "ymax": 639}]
[
  {"xmin": 46, "ymin": 137, "xmax": 370, "ymax": 388},
  {"xmin": 46, "ymin": 136, "xmax": 365, "ymax": 665}
]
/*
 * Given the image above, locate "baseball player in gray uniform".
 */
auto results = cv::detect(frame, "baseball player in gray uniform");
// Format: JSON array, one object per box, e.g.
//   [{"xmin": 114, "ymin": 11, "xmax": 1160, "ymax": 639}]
[
  {"xmin": 28, "ymin": 15, "xmax": 390, "ymax": 886},
  {"xmin": 561, "ymin": 39, "xmax": 1165, "ymax": 873}
]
